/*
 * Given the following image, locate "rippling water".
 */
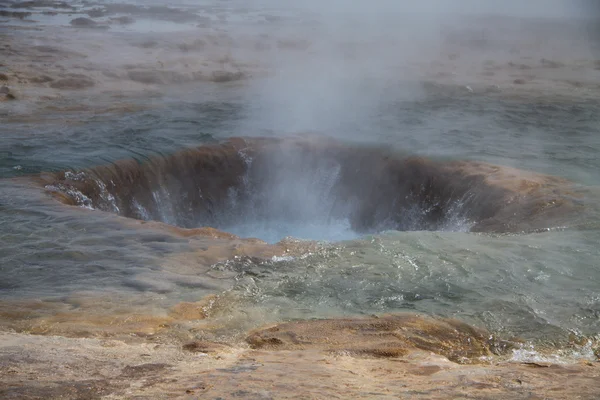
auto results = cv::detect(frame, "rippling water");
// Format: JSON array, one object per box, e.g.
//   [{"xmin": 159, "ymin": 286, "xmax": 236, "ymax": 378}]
[{"xmin": 1, "ymin": 0, "xmax": 600, "ymax": 361}]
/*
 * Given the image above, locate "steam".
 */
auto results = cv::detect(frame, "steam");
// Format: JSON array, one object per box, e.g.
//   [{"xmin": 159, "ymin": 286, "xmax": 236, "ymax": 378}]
[
  {"xmin": 232, "ymin": 0, "xmax": 598, "ymax": 141},
  {"xmin": 215, "ymin": 0, "xmax": 596, "ymax": 241},
  {"xmin": 26, "ymin": 0, "xmax": 598, "ymax": 242}
]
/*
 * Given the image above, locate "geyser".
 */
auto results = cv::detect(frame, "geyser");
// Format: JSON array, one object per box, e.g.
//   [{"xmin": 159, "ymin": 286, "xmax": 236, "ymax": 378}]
[{"xmin": 39, "ymin": 137, "xmax": 580, "ymax": 242}]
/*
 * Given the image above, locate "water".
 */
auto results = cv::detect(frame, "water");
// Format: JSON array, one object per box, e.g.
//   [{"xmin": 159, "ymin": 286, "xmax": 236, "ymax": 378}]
[{"xmin": 1, "ymin": 0, "xmax": 600, "ymax": 360}]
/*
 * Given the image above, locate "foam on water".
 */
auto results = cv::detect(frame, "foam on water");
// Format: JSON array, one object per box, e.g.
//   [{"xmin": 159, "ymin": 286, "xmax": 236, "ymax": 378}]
[{"xmin": 510, "ymin": 342, "xmax": 599, "ymax": 364}]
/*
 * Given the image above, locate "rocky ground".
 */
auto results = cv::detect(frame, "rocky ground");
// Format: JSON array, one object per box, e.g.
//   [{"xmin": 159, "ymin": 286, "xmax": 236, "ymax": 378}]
[
  {"xmin": 1, "ymin": 1, "xmax": 599, "ymax": 108},
  {"xmin": 1, "ymin": 314, "xmax": 599, "ymax": 399}
]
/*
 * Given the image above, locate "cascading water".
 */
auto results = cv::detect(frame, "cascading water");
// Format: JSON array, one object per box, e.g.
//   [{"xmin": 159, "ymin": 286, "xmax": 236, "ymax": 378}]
[
  {"xmin": 216, "ymin": 147, "xmax": 361, "ymax": 242},
  {"xmin": 40, "ymin": 136, "xmax": 582, "ymax": 243}
]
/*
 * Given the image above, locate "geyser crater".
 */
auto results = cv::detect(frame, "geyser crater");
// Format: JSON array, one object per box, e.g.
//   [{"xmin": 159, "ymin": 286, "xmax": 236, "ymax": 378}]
[{"xmin": 40, "ymin": 137, "xmax": 579, "ymax": 242}]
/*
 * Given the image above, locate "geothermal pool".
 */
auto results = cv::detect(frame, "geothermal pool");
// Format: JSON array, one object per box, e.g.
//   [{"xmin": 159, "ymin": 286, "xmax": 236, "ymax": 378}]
[{"xmin": 1, "ymin": 0, "xmax": 600, "ymax": 398}]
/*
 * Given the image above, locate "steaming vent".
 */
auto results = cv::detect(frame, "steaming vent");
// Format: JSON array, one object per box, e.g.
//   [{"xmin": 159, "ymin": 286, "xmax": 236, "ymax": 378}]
[{"xmin": 41, "ymin": 137, "xmax": 576, "ymax": 242}]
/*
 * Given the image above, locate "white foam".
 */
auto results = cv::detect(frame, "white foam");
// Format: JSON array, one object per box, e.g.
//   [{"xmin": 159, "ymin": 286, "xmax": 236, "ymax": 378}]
[{"xmin": 510, "ymin": 342, "xmax": 598, "ymax": 364}]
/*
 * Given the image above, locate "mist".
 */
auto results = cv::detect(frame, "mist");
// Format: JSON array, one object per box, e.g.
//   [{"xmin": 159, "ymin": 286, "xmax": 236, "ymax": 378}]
[{"xmin": 225, "ymin": 0, "xmax": 598, "ymax": 143}]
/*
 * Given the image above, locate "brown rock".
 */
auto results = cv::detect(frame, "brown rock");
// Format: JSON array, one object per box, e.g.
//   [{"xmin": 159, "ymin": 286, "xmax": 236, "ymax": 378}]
[
  {"xmin": 70, "ymin": 17, "xmax": 97, "ymax": 27},
  {"xmin": 0, "ymin": 10, "xmax": 32, "ymax": 19},
  {"xmin": 164, "ymin": 226, "xmax": 239, "ymax": 240},
  {"xmin": 169, "ymin": 295, "xmax": 218, "ymax": 320},
  {"xmin": 30, "ymin": 75, "xmax": 54, "ymax": 83},
  {"xmin": 0, "ymin": 329, "xmax": 597, "ymax": 399},
  {"xmin": 49, "ymin": 76, "xmax": 94, "ymax": 89},
  {"xmin": 182, "ymin": 340, "xmax": 230, "ymax": 353},
  {"xmin": 121, "ymin": 363, "xmax": 171, "ymax": 378},
  {"xmin": 0, "ymin": 85, "xmax": 16, "ymax": 101},
  {"xmin": 246, "ymin": 314, "xmax": 515, "ymax": 363}
]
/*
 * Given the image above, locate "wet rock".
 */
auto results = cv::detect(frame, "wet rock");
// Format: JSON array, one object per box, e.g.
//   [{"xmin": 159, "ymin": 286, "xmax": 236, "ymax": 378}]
[
  {"xmin": 169, "ymin": 295, "xmax": 218, "ymax": 320},
  {"xmin": 0, "ymin": 10, "xmax": 32, "ymax": 19},
  {"xmin": 121, "ymin": 363, "xmax": 171, "ymax": 378},
  {"xmin": 0, "ymin": 379, "xmax": 118, "ymax": 400},
  {"xmin": 0, "ymin": 93, "xmax": 16, "ymax": 101},
  {"xmin": 182, "ymin": 340, "xmax": 230, "ymax": 354},
  {"xmin": 70, "ymin": 17, "xmax": 98, "ymax": 27},
  {"xmin": 0, "ymin": 85, "xmax": 16, "ymax": 101},
  {"xmin": 246, "ymin": 314, "xmax": 515, "ymax": 363},
  {"xmin": 49, "ymin": 75, "xmax": 94, "ymax": 90},
  {"xmin": 0, "ymin": 73, "xmax": 8, "ymax": 81},
  {"xmin": 30, "ymin": 74, "xmax": 54, "ymax": 83},
  {"xmin": 0, "ymin": 330, "xmax": 597, "ymax": 399},
  {"xmin": 163, "ymin": 225, "xmax": 239, "ymax": 240}
]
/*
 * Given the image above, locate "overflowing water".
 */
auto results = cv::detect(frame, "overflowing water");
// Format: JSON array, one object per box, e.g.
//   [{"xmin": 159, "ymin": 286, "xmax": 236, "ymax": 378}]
[{"xmin": 1, "ymin": 0, "xmax": 600, "ymax": 365}]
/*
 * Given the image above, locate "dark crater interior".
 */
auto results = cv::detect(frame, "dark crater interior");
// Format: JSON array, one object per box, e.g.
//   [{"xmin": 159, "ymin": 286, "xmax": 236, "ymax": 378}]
[{"xmin": 39, "ymin": 137, "xmax": 578, "ymax": 241}]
